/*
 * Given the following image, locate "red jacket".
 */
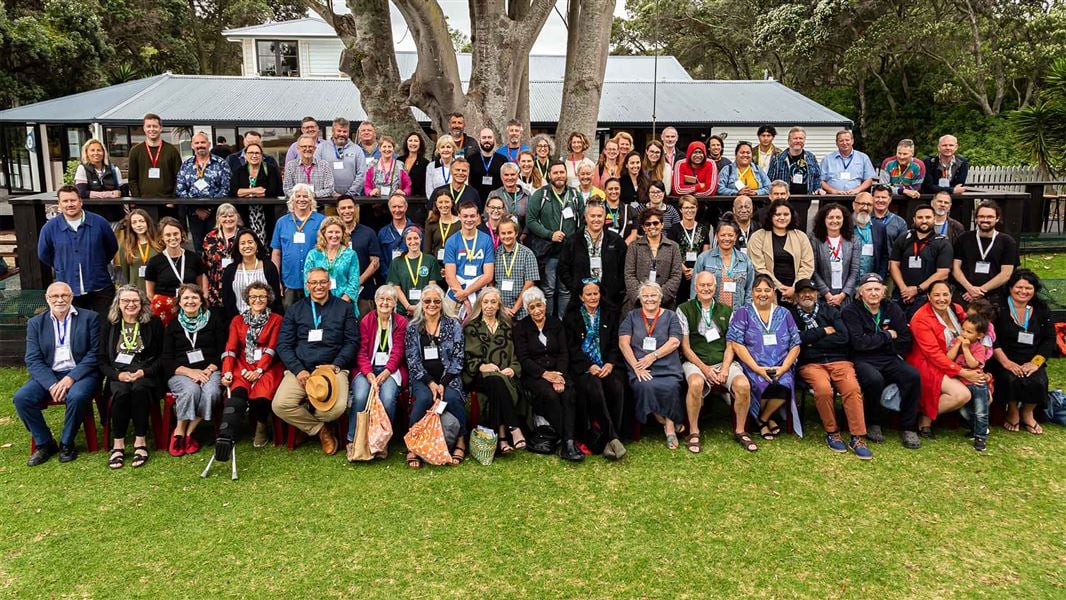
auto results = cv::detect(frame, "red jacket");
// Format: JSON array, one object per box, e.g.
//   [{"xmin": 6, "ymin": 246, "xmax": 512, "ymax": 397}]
[
  {"xmin": 907, "ymin": 302, "xmax": 966, "ymax": 420},
  {"xmin": 222, "ymin": 312, "xmax": 284, "ymax": 375},
  {"xmin": 357, "ymin": 311, "xmax": 408, "ymax": 385},
  {"xmin": 671, "ymin": 141, "xmax": 718, "ymax": 197}
]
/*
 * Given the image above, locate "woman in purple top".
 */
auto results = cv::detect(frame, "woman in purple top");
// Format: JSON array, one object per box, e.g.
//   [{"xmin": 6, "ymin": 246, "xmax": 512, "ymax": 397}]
[{"xmin": 726, "ymin": 274, "xmax": 802, "ymax": 440}]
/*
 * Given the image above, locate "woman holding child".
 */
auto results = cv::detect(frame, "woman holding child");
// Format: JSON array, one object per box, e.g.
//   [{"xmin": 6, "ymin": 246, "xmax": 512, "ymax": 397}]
[{"xmin": 906, "ymin": 281, "xmax": 990, "ymax": 448}]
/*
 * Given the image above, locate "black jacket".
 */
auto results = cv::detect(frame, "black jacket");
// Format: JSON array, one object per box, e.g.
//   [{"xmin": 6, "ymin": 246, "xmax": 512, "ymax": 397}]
[
  {"xmin": 276, "ymin": 295, "xmax": 359, "ymax": 375},
  {"xmin": 162, "ymin": 310, "xmax": 228, "ymax": 375},
  {"xmin": 557, "ymin": 229, "xmax": 628, "ymax": 310},
  {"xmin": 98, "ymin": 316, "xmax": 165, "ymax": 381},
  {"xmin": 562, "ymin": 304, "xmax": 623, "ymax": 376},
  {"xmin": 229, "ymin": 161, "xmax": 284, "ymax": 198},
  {"xmin": 841, "ymin": 300, "xmax": 912, "ymax": 363},
  {"xmin": 789, "ymin": 302, "xmax": 850, "ymax": 365},
  {"xmin": 220, "ymin": 260, "xmax": 285, "ymax": 321},
  {"xmin": 920, "ymin": 154, "xmax": 969, "ymax": 194},
  {"xmin": 513, "ymin": 316, "xmax": 570, "ymax": 381}
]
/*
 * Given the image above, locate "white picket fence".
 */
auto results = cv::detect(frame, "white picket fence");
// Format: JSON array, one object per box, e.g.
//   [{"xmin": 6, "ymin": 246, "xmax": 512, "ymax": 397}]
[{"xmin": 967, "ymin": 165, "xmax": 1040, "ymax": 191}]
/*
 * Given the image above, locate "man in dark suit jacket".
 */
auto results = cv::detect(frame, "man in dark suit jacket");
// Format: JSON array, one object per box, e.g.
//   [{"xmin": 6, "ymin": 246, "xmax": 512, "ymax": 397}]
[
  {"xmin": 558, "ymin": 201, "xmax": 627, "ymax": 310},
  {"xmin": 920, "ymin": 134, "xmax": 969, "ymax": 195},
  {"xmin": 15, "ymin": 282, "xmax": 101, "ymax": 466},
  {"xmin": 852, "ymin": 192, "xmax": 891, "ymax": 279}
]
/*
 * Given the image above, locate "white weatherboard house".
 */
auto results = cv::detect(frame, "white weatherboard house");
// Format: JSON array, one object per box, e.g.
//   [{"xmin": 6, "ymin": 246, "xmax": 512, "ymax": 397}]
[{"xmin": 0, "ymin": 16, "xmax": 850, "ymax": 194}]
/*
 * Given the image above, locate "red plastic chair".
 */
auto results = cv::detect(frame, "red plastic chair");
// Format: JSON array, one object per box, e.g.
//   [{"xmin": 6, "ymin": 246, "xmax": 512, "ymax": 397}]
[{"xmin": 28, "ymin": 393, "xmax": 100, "ymax": 454}]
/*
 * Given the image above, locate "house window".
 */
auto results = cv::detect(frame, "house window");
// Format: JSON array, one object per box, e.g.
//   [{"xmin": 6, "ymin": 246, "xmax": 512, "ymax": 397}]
[{"xmin": 257, "ymin": 40, "xmax": 299, "ymax": 77}]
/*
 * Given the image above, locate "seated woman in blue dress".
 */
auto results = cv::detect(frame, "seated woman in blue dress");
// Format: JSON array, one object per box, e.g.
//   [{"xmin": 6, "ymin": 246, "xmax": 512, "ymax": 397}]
[
  {"xmin": 618, "ymin": 280, "xmax": 685, "ymax": 449},
  {"xmin": 726, "ymin": 273, "xmax": 802, "ymax": 440}
]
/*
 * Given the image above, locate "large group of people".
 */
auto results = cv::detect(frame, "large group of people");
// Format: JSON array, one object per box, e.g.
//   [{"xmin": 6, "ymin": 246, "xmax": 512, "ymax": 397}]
[{"xmin": 17, "ymin": 115, "xmax": 1057, "ymax": 471}]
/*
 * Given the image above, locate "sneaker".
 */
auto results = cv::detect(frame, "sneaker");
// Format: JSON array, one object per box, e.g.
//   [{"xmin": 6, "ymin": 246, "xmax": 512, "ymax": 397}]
[
  {"xmin": 169, "ymin": 435, "xmax": 186, "ymax": 457},
  {"xmin": 825, "ymin": 432, "xmax": 847, "ymax": 453},
  {"xmin": 253, "ymin": 422, "xmax": 270, "ymax": 448},
  {"xmin": 974, "ymin": 437, "xmax": 987, "ymax": 452},
  {"xmin": 849, "ymin": 436, "xmax": 874, "ymax": 460},
  {"xmin": 184, "ymin": 436, "xmax": 201, "ymax": 455},
  {"xmin": 901, "ymin": 430, "xmax": 921, "ymax": 449},
  {"xmin": 866, "ymin": 425, "xmax": 885, "ymax": 443}
]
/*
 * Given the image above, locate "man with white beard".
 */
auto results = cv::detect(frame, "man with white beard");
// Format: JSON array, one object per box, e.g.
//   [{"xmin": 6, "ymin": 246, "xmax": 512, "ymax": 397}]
[
  {"xmin": 931, "ymin": 190, "xmax": 965, "ymax": 244},
  {"xmin": 851, "ymin": 192, "xmax": 890, "ymax": 279}
]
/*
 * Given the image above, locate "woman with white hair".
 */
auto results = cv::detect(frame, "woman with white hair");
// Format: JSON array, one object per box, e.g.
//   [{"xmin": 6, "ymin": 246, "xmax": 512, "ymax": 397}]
[
  {"xmin": 513, "ymin": 287, "xmax": 584, "ymax": 462},
  {"xmin": 619, "ymin": 280, "xmax": 685, "ymax": 449},
  {"xmin": 270, "ymin": 183, "xmax": 325, "ymax": 307},
  {"xmin": 201, "ymin": 203, "xmax": 244, "ymax": 309},
  {"xmin": 424, "ymin": 134, "xmax": 457, "ymax": 198}
]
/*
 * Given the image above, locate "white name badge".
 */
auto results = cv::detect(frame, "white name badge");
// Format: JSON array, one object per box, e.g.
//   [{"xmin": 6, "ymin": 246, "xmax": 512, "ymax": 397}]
[
  {"xmin": 589, "ymin": 256, "xmax": 603, "ymax": 270},
  {"xmin": 723, "ymin": 281, "xmax": 737, "ymax": 293},
  {"xmin": 763, "ymin": 334, "xmax": 778, "ymax": 346},
  {"xmin": 253, "ymin": 349, "xmax": 263, "ymax": 361},
  {"xmin": 392, "ymin": 249, "xmax": 402, "ymax": 260},
  {"xmin": 463, "ymin": 264, "xmax": 478, "ymax": 277},
  {"xmin": 686, "ymin": 251, "xmax": 698, "ymax": 263},
  {"xmin": 433, "ymin": 400, "xmax": 447, "ymax": 414},
  {"xmin": 423, "ymin": 345, "xmax": 439, "ymax": 360},
  {"xmin": 55, "ymin": 347, "xmax": 72, "ymax": 362},
  {"xmin": 373, "ymin": 351, "xmax": 389, "ymax": 366},
  {"xmin": 379, "ymin": 186, "xmax": 391, "ymax": 197},
  {"xmin": 642, "ymin": 337, "xmax": 658, "ymax": 352},
  {"xmin": 704, "ymin": 328, "xmax": 721, "ymax": 342},
  {"xmin": 308, "ymin": 329, "xmax": 324, "ymax": 342},
  {"xmin": 293, "ymin": 232, "xmax": 306, "ymax": 245},
  {"xmin": 138, "ymin": 265, "xmax": 147, "ymax": 277},
  {"xmin": 115, "ymin": 352, "xmax": 134, "ymax": 365},
  {"xmin": 648, "ymin": 270, "xmax": 657, "ymax": 283},
  {"xmin": 735, "ymin": 182, "xmax": 746, "ymax": 191},
  {"xmin": 561, "ymin": 206, "xmax": 575, "ymax": 220},
  {"xmin": 186, "ymin": 349, "xmax": 204, "ymax": 363},
  {"xmin": 330, "ymin": 277, "xmax": 337, "ymax": 290},
  {"xmin": 938, "ymin": 177, "xmax": 950, "ymax": 188},
  {"xmin": 193, "ymin": 178, "xmax": 208, "ymax": 191},
  {"xmin": 481, "ymin": 176, "xmax": 493, "ymax": 186},
  {"xmin": 831, "ymin": 270, "xmax": 843, "ymax": 290},
  {"xmin": 148, "ymin": 167, "xmax": 161, "ymax": 179},
  {"xmin": 333, "ymin": 161, "xmax": 345, "ymax": 170},
  {"xmin": 501, "ymin": 280, "xmax": 515, "ymax": 292},
  {"xmin": 739, "ymin": 247, "xmax": 749, "ymax": 255},
  {"xmin": 221, "ymin": 258, "xmax": 233, "ymax": 269},
  {"xmin": 1018, "ymin": 332, "xmax": 1035, "ymax": 345},
  {"xmin": 840, "ymin": 171, "xmax": 852, "ymax": 180},
  {"xmin": 792, "ymin": 174, "xmax": 804, "ymax": 184},
  {"xmin": 974, "ymin": 261, "xmax": 991, "ymax": 274},
  {"xmin": 908, "ymin": 256, "xmax": 923, "ymax": 269},
  {"xmin": 861, "ymin": 243, "xmax": 874, "ymax": 256},
  {"xmin": 409, "ymin": 288, "xmax": 422, "ymax": 301},
  {"xmin": 437, "ymin": 248, "xmax": 445, "ymax": 261}
]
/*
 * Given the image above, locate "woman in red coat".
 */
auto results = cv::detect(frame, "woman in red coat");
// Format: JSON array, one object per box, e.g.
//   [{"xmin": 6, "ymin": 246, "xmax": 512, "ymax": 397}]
[
  {"xmin": 906, "ymin": 281, "xmax": 988, "ymax": 438},
  {"xmin": 216, "ymin": 281, "xmax": 285, "ymax": 455},
  {"xmin": 348, "ymin": 285, "xmax": 409, "ymax": 452}
]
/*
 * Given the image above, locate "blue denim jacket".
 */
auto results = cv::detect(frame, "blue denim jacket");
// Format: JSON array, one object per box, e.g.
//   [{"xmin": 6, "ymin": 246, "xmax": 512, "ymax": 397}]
[{"xmin": 691, "ymin": 247, "xmax": 754, "ymax": 309}]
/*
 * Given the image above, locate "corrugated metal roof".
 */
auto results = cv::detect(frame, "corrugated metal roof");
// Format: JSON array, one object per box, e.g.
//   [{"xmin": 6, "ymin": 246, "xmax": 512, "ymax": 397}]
[
  {"xmin": 224, "ymin": 17, "xmax": 337, "ymax": 38},
  {"xmin": 0, "ymin": 74, "xmax": 851, "ymax": 127}
]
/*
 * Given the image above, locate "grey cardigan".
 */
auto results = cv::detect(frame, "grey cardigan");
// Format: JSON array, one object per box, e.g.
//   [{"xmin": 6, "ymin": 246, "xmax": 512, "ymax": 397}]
[
  {"xmin": 808, "ymin": 232, "xmax": 862, "ymax": 297},
  {"xmin": 623, "ymin": 236, "xmax": 684, "ymax": 312}
]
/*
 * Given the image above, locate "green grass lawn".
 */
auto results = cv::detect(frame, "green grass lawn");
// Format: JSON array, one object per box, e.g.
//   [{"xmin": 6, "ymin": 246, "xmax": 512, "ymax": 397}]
[{"xmin": 0, "ymin": 368, "xmax": 1064, "ymax": 598}]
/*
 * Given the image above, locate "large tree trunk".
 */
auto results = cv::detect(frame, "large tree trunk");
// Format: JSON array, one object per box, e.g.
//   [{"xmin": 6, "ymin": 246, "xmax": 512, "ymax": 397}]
[
  {"xmin": 306, "ymin": 1, "xmax": 421, "ymax": 141},
  {"xmin": 555, "ymin": 0, "xmax": 614, "ymax": 149}
]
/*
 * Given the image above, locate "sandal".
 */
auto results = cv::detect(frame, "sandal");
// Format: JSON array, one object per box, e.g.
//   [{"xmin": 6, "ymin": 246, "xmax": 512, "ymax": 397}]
[
  {"xmin": 406, "ymin": 452, "xmax": 422, "ymax": 469},
  {"xmin": 510, "ymin": 428, "xmax": 527, "ymax": 450},
  {"xmin": 665, "ymin": 433, "xmax": 679, "ymax": 450},
  {"xmin": 451, "ymin": 447, "xmax": 466, "ymax": 465},
  {"xmin": 131, "ymin": 446, "xmax": 149, "ymax": 468},
  {"xmin": 499, "ymin": 439, "xmax": 514, "ymax": 455},
  {"xmin": 734, "ymin": 432, "xmax": 759, "ymax": 453},
  {"xmin": 1003, "ymin": 421, "xmax": 1020, "ymax": 432},
  {"xmin": 759, "ymin": 420, "xmax": 776, "ymax": 441},
  {"xmin": 767, "ymin": 420, "xmax": 782, "ymax": 437},
  {"xmin": 108, "ymin": 448, "xmax": 125, "ymax": 469},
  {"xmin": 1023, "ymin": 421, "xmax": 1044, "ymax": 435},
  {"xmin": 685, "ymin": 432, "xmax": 701, "ymax": 454}
]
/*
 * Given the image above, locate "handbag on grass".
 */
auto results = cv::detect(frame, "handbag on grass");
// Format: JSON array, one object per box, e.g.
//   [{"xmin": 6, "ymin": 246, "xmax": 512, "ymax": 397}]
[
  {"xmin": 469, "ymin": 426, "xmax": 497, "ymax": 465},
  {"xmin": 367, "ymin": 385, "xmax": 393, "ymax": 457},
  {"xmin": 404, "ymin": 402, "xmax": 451, "ymax": 465},
  {"xmin": 347, "ymin": 394, "xmax": 373, "ymax": 463}
]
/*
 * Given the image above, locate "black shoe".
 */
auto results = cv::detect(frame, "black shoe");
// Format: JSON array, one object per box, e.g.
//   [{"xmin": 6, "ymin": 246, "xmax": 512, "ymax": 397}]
[
  {"xmin": 560, "ymin": 440, "xmax": 585, "ymax": 462},
  {"xmin": 918, "ymin": 426, "xmax": 935, "ymax": 440},
  {"xmin": 526, "ymin": 437, "xmax": 557, "ymax": 455},
  {"xmin": 58, "ymin": 444, "xmax": 78, "ymax": 463},
  {"xmin": 974, "ymin": 437, "xmax": 987, "ymax": 452},
  {"xmin": 27, "ymin": 440, "xmax": 59, "ymax": 467},
  {"xmin": 214, "ymin": 438, "xmax": 233, "ymax": 462},
  {"xmin": 901, "ymin": 430, "xmax": 921, "ymax": 450},
  {"xmin": 866, "ymin": 425, "xmax": 885, "ymax": 443}
]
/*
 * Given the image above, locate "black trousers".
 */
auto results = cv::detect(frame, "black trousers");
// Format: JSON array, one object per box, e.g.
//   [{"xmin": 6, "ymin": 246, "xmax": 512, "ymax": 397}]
[
  {"xmin": 573, "ymin": 370, "xmax": 625, "ymax": 440},
  {"xmin": 473, "ymin": 374, "xmax": 521, "ymax": 430},
  {"xmin": 74, "ymin": 286, "xmax": 116, "ymax": 319},
  {"xmin": 218, "ymin": 387, "xmax": 271, "ymax": 442},
  {"xmin": 853, "ymin": 358, "xmax": 921, "ymax": 431},
  {"xmin": 524, "ymin": 377, "xmax": 576, "ymax": 441},
  {"xmin": 109, "ymin": 379, "xmax": 154, "ymax": 439},
  {"xmin": 990, "ymin": 363, "xmax": 1049, "ymax": 408}
]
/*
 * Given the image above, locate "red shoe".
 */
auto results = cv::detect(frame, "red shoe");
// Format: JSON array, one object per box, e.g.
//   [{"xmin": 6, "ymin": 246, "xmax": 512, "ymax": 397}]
[
  {"xmin": 169, "ymin": 435, "xmax": 185, "ymax": 457},
  {"xmin": 184, "ymin": 436, "xmax": 201, "ymax": 455}
]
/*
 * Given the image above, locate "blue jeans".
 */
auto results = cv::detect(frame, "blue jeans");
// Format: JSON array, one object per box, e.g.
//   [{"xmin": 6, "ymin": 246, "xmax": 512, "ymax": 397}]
[
  {"xmin": 13, "ymin": 370, "xmax": 100, "ymax": 446},
  {"xmin": 959, "ymin": 383, "xmax": 990, "ymax": 439},
  {"xmin": 409, "ymin": 380, "xmax": 467, "ymax": 435},
  {"xmin": 347, "ymin": 370, "xmax": 400, "ymax": 442},
  {"xmin": 541, "ymin": 256, "xmax": 569, "ymax": 317}
]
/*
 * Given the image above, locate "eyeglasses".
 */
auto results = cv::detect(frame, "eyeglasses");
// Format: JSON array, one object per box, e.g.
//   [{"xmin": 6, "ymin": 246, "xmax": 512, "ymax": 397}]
[
  {"xmin": 581, "ymin": 278, "xmax": 600, "ymax": 285},
  {"xmin": 118, "ymin": 298, "xmax": 141, "ymax": 305},
  {"xmin": 307, "ymin": 280, "xmax": 331, "ymax": 287},
  {"xmin": 247, "ymin": 295, "xmax": 269, "ymax": 301},
  {"xmin": 422, "ymin": 298, "xmax": 441, "ymax": 305},
  {"xmin": 47, "ymin": 294, "xmax": 73, "ymax": 300},
  {"xmin": 644, "ymin": 221, "xmax": 662, "ymax": 227}
]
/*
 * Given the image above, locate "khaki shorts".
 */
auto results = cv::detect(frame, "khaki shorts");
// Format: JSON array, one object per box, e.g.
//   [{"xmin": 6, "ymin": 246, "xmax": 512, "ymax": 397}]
[{"xmin": 683, "ymin": 361, "xmax": 745, "ymax": 400}]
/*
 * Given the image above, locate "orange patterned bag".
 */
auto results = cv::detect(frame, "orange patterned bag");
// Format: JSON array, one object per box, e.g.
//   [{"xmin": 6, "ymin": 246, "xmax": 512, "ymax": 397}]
[
  {"xmin": 403, "ymin": 403, "xmax": 450, "ymax": 466},
  {"xmin": 367, "ymin": 385, "xmax": 393, "ymax": 457}
]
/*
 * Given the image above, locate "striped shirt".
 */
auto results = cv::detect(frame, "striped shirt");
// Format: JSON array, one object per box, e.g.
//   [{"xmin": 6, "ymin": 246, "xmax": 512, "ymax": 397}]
[{"xmin": 493, "ymin": 243, "xmax": 540, "ymax": 319}]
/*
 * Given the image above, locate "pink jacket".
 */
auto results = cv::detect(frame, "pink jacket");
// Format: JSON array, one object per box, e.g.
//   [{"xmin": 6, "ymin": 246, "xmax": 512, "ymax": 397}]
[{"xmin": 356, "ymin": 311, "xmax": 409, "ymax": 385}]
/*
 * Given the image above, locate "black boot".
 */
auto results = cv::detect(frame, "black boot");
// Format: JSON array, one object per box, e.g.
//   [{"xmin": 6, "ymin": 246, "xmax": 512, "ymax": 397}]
[{"xmin": 560, "ymin": 439, "xmax": 585, "ymax": 462}]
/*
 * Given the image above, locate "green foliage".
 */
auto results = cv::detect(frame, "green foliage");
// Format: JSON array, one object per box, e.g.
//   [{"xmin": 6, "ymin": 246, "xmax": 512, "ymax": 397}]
[
  {"xmin": 63, "ymin": 159, "xmax": 79, "ymax": 185},
  {"xmin": 1010, "ymin": 58, "xmax": 1066, "ymax": 177}
]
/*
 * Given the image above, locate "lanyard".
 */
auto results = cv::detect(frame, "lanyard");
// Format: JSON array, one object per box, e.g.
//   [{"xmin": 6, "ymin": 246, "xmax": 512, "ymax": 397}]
[
  {"xmin": 502, "ymin": 245, "xmax": 519, "ymax": 278},
  {"xmin": 54, "ymin": 313, "xmax": 71, "ymax": 346},
  {"xmin": 682, "ymin": 224, "xmax": 698, "ymax": 251},
  {"xmin": 642, "ymin": 308, "xmax": 662, "ymax": 336},
  {"xmin": 480, "ymin": 153, "xmax": 493, "ymax": 174},
  {"xmin": 976, "ymin": 231, "xmax": 998, "ymax": 261},
  {"xmin": 866, "ymin": 303, "xmax": 882, "ymax": 328},
  {"xmin": 183, "ymin": 328, "xmax": 199, "ymax": 349},
  {"xmin": 195, "ymin": 159, "xmax": 208, "ymax": 179},
  {"xmin": 310, "ymin": 301, "xmax": 323, "ymax": 329},
  {"xmin": 377, "ymin": 321, "xmax": 391, "ymax": 353},
  {"xmin": 503, "ymin": 146, "xmax": 519, "ymax": 162},
  {"xmin": 838, "ymin": 152, "xmax": 854, "ymax": 172},
  {"xmin": 405, "ymin": 254, "xmax": 424, "ymax": 286},
  {"xmin": 292, "ymin": 212, "xmax": 310, "ymax": 232},
  {"xmin": 248, "ymin": 164, "xmax": 260, "ymax": 186},
  {"xmin": 701, "ymin": 303, "xmax": 716, "ymax": 327},
  {"xmin": 379, "ymin": 158, "xmax": 394, "ymax": 183},
  {"xmin": 138, "ymin": 243, "xmax": 151, "ymax": 264},
  {"xmin": 439, "ymin": 220, "xmax": 454, "ymax": 244},
  {"xmin": 146, "ymin": 142, "xmax": 162, "ymax": 167},
  {"xmin": 755, "ymin": 306, "xmax": 776, "ymax": 335},
  {"xmin": 1009, "ymin": 300, "xmax": 1031, "ymax": 331},
  {"xmin": 552, "ymin": 187, "xmax": 569, "ymax": 228},
  {"xmin": 536, "ymin": 160, "xmax": 549, "ymax": 180},
  {"xmin": 722, "ymin": 251, "xmax": 737, "ymax": 277},
  {"xmin": 738, "ymin": 166, "xmax": 753, "ymax": 184},
  {"xmin": 827, "ymin": 236, "xmax": 842, "ymax": 260},
  {"xmin": 855, "ymin": 224, "xmax": 871, "ymax": 244},
  {"xmin": 240, "ymin": 259, "xmax": 259, "ymax": 274},
  {"xmin": 912, "ymin": 236, "xmax": 930, "ymax": 258},
  {"xmin": 121, "ymin": 321, "xmax": 139, "ymax": 351},
  {"xmin": 486, "ymin": 223, "xmax": 499, "ymax": 247},
  {"xmin": 461, "ymin": 231, "xmax": 479, "ymax": 262},
  {"xmin": 301, "ymin": 163, "xmax": 313, "ymax": 183},
  {"xmin": 450, "ymin": 184, "xmax": 466, "ymax": 202},
  {"xmin": 441, "ymin": 164, "xmax": 452, "ymax": 185},
  {"xmin": 937, "ymin": 221, "xmax": 948, "ymax": 236},
  {"xmin": 166, "ymin": 252, "xmax": 185, "ymax": 283}
]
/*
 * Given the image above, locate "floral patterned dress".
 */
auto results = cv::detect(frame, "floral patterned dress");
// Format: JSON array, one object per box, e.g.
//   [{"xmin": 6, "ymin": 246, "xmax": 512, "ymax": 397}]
[{"xmin": 201, "ymin": 228, "xmax": 237, "ymax": 308}]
